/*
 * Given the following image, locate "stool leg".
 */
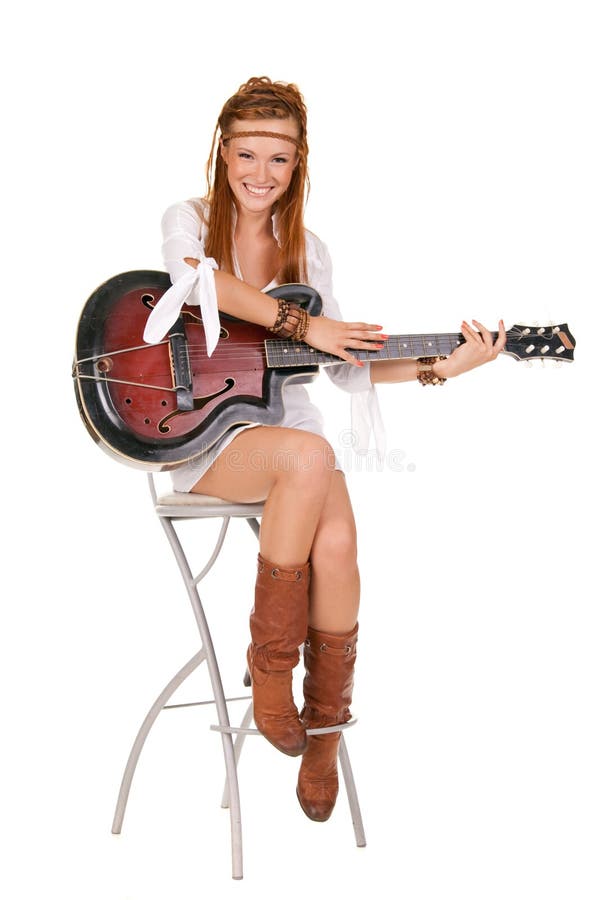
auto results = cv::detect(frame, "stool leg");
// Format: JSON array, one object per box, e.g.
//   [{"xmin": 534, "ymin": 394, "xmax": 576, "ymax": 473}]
[
  {"xmin": 158, "ymin": 514, "xmax": 244, "ymax": 880},
  {"xmin": 221, "ymin": 701, "xmax": 254, "ymax": 809},
  {"xmin": 112, "ymin": 650, "xmax": 206, "ymax": 834},
  {"xmin": 338, "ymin": 733, "xmax": 367, "ymax": 847}
]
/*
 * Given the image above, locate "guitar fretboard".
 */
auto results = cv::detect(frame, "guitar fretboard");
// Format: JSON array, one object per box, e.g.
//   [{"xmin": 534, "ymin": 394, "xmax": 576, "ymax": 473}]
[{"xmin": 265, "ymin": 331, "xmax": 495, "ymax": 368}]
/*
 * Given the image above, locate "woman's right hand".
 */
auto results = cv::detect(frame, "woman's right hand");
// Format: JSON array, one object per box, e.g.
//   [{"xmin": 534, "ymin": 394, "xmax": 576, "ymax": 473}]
[{"xmin": 305, "ymin": 315, "xmax": 386, "ymax": 367}]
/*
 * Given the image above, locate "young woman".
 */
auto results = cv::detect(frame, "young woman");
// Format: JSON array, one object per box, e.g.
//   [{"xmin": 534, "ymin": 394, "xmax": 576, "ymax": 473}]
[{"xmin": 144, "ymin": 76, "xmax": 505, "ymax": 822}]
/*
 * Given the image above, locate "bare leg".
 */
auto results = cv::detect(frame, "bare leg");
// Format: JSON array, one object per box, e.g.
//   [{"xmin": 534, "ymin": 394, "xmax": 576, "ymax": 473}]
[
  {"xmin": 308, "ymin": 472, "xmax": 360, "ymax": 634},
  {"xmin": 192, "ymin": 426, "xmax": 339, "ymax": 756},
  {"xmin": 191, "ymin": 426, "xmax": 336, "ymax": 565}
]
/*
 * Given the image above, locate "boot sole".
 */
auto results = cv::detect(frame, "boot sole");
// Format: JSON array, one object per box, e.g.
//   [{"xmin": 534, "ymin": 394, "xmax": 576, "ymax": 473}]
[{"xmin": 263, "ymin": 733, "xmax": 307, "ymax": 757}]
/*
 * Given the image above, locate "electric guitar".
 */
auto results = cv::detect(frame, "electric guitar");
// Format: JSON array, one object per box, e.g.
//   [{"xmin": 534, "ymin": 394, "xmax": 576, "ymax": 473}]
[{"xmin": 73, "ymin": 270, "xmax": 576, "ymax": 470}]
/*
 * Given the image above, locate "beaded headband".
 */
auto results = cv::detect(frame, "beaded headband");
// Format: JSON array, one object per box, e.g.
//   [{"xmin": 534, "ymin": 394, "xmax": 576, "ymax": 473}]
[{"xmin": 221, "ymin": 130, "xmax": 303, "ymax": 151}]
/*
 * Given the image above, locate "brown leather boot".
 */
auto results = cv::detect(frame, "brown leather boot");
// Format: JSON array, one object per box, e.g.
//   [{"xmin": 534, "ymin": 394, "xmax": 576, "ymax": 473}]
[
  {"xmin": 296, "ymin": 623, "xmax": 358, "ymax": 821},
  {"xmin": 247, "ymin": 553, "xmax": 310, "ymax": 757}
]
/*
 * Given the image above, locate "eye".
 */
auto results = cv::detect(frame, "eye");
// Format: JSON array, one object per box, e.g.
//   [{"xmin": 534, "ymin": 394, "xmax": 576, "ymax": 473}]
[
  {"xmin": 272, "ymin": 156, "xmax": 290, "ymax": 164},
  {"xmin": 237, "ymin": 151, "xmax": 253, "ymax": 160}
]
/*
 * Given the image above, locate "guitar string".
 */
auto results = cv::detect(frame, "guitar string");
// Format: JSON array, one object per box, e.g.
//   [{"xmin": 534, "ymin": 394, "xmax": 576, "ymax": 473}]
[
  {"xmin": 80, "ymin": 338, "xmax": 467, "ymax": 363},
  {"xmin": 184, "ymin": 333, "xmax": 470, "ymax": 356},
  {"xmin": 79, "ymin": 328, "xmax": 518, "ymax": 365},
  {"xmin": 77, "ymin": 331, "xmax": 521, "ymax": 373},
  {"xmin": 79, "ymin": 340, "xmax": 467, "ymax": 367},
  {"xmin": 75, "ymin": 336, "xmax": 537, "ymax": 389},
  {"xmin": 81, "ymin": 331, "xmax": 513, "ymax": 363},
  {"xmin": 78, "ymin": 343, "xmax": 546, "ymax": 387}
]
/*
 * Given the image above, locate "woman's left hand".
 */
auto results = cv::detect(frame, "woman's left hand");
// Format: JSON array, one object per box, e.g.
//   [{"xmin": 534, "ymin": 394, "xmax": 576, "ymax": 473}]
[{"xmin": 434, "ymin": 319, "xmax": 506, "ymax": 379}]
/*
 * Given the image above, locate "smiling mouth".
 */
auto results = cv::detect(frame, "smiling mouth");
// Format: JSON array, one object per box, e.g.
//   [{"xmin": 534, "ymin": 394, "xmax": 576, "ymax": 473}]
[{"xmin": 243, "ymin": 184, "xmax": 273, "ymax": 196}]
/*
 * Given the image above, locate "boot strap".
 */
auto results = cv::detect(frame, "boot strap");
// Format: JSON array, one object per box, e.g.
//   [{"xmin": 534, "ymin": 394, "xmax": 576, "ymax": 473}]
[
  {"xmin": 305, "ymin": 638, "xmax": 354, "ymax": 657},
  {"xmin": 257, "ymin": 559, "xmax": 307, "ymax": 582}
]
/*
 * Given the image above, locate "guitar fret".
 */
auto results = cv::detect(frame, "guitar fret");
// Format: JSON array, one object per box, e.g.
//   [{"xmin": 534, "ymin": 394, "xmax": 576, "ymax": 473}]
[
  {"xmin": 398, "ymin": 337, "xmax": 411, "ymax": 358},
  {"xmin": 266, "ymin": 331, "xmax": 471, "ymax": 367}
]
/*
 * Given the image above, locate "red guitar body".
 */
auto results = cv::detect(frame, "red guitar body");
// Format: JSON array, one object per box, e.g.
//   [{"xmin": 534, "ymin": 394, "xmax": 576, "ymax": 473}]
[{"xmin": 73, "ymin": 271, "xmax": 320, "ymax": 470}]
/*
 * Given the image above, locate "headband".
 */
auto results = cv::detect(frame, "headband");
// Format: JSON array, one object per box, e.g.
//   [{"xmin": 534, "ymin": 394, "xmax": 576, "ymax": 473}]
[{"xmin": 221, "ymin": 130, "xmax": 303, "ymax": 150}]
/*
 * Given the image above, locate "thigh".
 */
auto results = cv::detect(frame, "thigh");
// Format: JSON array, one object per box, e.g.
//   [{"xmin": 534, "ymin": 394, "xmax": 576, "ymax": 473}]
[{"xmin": 190, "ymin": 425, "xmax": 335, "ymax": 503}]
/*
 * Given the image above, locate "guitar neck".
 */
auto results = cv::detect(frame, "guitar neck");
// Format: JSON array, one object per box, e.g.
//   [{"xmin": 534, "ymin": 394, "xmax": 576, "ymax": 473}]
[{"xmin": 265, "ymin": 331, "xmax": 482, "ymax": 368}]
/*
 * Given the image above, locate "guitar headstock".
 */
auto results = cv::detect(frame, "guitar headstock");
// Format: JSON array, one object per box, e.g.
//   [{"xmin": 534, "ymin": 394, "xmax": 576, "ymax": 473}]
[{"xmin": 504, "ymin": 324, "xmax": 575, "ymax": 362}]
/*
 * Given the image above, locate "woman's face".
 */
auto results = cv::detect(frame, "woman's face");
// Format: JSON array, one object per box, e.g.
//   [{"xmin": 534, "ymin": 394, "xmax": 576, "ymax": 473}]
[{"xmin": 220, "ymin": 117, "xmax": 299, "ymax": 216}]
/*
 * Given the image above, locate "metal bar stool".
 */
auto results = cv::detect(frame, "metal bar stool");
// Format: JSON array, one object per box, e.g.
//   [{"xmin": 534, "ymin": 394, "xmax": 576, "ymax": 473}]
[{"xmin": 111, "ymin": 473, "xmax": 366, "ymax": 880}]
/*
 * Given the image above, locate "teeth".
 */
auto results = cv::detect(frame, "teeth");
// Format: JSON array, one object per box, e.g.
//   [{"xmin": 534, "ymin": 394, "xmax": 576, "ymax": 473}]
[{"xmin": 245, "ymin": 184, "xmax": 271, "ymax": 195}]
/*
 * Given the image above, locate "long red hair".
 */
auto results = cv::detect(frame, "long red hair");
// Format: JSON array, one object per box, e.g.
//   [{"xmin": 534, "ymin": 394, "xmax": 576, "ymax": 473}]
[{"xmin": 204, "ymin": 76, "xmax": 310, "ymax": 284}]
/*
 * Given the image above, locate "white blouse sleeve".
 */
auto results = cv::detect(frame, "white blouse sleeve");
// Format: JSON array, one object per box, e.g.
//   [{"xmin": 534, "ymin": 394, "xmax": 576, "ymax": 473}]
[
  {"xmin": 307, "ymin": 234, "xmax": 386, "ymax": 458},
  {"xmin": 143, "ymin": 200, "xmax": 221, "ymax": 356}
]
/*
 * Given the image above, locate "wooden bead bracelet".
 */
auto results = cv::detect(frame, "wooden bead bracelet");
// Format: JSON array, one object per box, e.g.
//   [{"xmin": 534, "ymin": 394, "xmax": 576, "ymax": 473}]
[{"xmin": 416, "ymin": 356, "xmax": 447, "ymax": 385}]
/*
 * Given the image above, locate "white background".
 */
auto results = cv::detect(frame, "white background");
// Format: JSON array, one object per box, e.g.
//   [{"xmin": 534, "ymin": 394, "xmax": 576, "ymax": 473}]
[{"xmin": 1, "ymin": 1, "xmax": 600, "ymax": 898}]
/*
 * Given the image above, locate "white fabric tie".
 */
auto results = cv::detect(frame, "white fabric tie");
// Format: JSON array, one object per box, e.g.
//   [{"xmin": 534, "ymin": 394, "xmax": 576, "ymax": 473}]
[
  {"xmin": 351, "ymin": 390, "xmax": 386, "ymax": 462},
  {"xmin": 143, "ymin": 258, "xmax": 220, "ymax": 356}
]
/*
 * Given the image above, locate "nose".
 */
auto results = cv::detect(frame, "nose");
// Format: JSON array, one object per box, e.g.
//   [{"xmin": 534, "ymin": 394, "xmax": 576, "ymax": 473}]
[{"xmin": 253, "ymin": 158, "xmax": 269, "ymax": 183}]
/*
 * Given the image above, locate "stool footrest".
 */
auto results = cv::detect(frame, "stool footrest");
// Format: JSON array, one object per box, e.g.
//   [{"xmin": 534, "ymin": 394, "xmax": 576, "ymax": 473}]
[
  {"xmin": 164, "ymin": 694, "xmax": 251, "ymax": 711},
  {"xmin": 210, "ymin": 718, "xmax": 358, "ymax": 736}
]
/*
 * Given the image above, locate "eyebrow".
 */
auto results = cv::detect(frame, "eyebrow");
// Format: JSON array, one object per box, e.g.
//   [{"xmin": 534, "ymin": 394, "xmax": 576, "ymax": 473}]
[{"xmin": 236, "ymin": 145, "xmax": 293, "ymax": 157}]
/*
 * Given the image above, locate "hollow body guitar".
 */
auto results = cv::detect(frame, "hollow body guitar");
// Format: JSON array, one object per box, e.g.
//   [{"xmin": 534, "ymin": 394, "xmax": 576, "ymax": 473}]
[{"xmin": 73, "ymin": 270, "xmax": 575, "ymax": 471}]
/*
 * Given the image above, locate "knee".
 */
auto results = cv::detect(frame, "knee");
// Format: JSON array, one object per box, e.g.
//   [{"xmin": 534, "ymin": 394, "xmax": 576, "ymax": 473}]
[
  {"xmin": 312, "ymin": 518, "xmax": 358, "ymax": 571},
  {"xmin": 274, "ymin": 432, "xmax": 336, "ymax": 485}
]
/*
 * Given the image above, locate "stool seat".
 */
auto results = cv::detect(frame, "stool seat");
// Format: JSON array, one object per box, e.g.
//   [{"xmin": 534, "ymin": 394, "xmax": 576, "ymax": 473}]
[{"xmin": 155, "ymin": 491, "xmax": 265, "ymax": 519}]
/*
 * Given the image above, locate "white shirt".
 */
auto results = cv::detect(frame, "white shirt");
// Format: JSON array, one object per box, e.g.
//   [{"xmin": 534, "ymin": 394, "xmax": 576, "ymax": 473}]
[{"xmin": 147, "ymin": 199, "xmax": 384, "ymax": 492}]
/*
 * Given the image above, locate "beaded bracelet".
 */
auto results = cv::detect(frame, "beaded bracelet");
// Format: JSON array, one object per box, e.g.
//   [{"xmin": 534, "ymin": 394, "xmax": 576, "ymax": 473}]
[
  {"xmin": 291, "ymin": 308, "xmax": 310, "ymax": 341},
  {"xmin": 416, "ymin": 356, "xmax": 447, "ymax": 385},
  {"xmin": 268, "ymin": 297, "xmax": 291, "ymax": 334},
  {"xmin": 268, "ymin": 298, "xmax": 310, "ymax": 341}
]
